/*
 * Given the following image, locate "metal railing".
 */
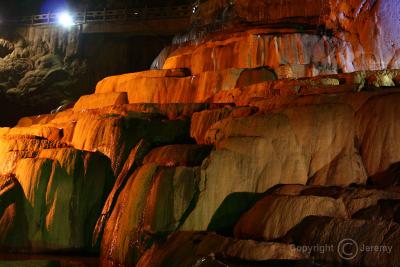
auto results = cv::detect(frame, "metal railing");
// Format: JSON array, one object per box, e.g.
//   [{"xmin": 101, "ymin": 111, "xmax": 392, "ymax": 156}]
[{"xmin": 10, "ymin": 5, "xmax": 193, "ymax": 26}]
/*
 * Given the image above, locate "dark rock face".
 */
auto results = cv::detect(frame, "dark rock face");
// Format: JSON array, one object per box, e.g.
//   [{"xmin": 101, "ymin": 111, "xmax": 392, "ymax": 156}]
[{"xmin": 0, "ymin": 27, "xmax": 171, "ymax": 126}]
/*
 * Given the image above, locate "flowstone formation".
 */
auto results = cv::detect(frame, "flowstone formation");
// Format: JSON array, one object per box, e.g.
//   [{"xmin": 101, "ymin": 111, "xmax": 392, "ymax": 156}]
[
  {"xmin": 0, "ymin": 26, "xmax": 171, "ymax": 126},
  {"xmin": 0, "ymin": 28, "xmax": 84, "ymax": 121},
  {"xmin": 1, "ymin": 0, "xmax": 400, "ymax": 266}
]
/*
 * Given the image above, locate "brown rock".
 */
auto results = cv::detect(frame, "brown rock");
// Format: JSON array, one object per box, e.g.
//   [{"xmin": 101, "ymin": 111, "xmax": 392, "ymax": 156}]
[
  {"xmin": 286, "ymin": 217, "xmax": 400, "ymax": 267},
  {"xmin": 136, "ymin": 232, "xmax": 308, "ymax": 267},
  {"xmin": 182, "ymin": 103, "xmax": 367, "ymax": 231},
  {"xmin": 143, "ymin": 144, "xmax": 212, "ymax": 167},
  {"xmin": 356, "ymin": 93, "xmax": 400, "ymax": 186},
  {"xmin": 100, "ymin": 164, "xmax": 200, "ymax": 266},
  {"xmin": 192, "ymin": 0, "xmax": 327, "ymax": 27},
  {"xmin": 12, "ymin": 148, "xmax": 114, "ymax": 251},
  {"xmin": 0, "ymin": 174, "xmax": 29, "ymax": 251},
  {"xmin": 234, "ymin": 194, "xmax": 348, "ymax": 241}
]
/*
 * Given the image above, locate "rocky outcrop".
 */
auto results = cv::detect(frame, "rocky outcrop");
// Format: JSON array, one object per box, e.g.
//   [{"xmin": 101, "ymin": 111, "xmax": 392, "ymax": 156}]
[
  {"xmin": 286, "ymin": 216, "xmax": 400, "ymax": 267},
  {"xmin": 188, "ymin": 0, "xmax": 400, "ymax": 72},
  {"xmin": 1, "ymin": 0, "xmax": 400, "ymax": 266},
  {"xmin": 137, "ymin": 232, "xmax": 308, "ymax": 267},
  {"xmin": 191, "ymin": 0, "xmax": 327, "ymax": 27},
  {"xmin": 326, "ymin": 0, "xmax": 400, "ymax": 71},
  {"xmin": 2, "ymin": 67, "xmax": 400, "ymax": 265},
  {"xmin": 164, "ymin": 31, "xmax": 342, "ymax": 76},
  {"xmin": 0, "ymin": 26, "xmax": 173, "ymax": 126},
  {"xmin": 0, "ymin": 146, "xmax": 114, "ymax": 251}
]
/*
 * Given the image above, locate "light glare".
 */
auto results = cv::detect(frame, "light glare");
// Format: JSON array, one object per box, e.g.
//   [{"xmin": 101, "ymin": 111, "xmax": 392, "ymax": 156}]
[{"xmin": 58, "ymin": 12, "xmax": 74, "ymax": 28}]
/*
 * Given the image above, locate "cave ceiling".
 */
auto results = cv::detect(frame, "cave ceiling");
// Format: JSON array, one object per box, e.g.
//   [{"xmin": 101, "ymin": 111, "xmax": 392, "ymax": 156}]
[{"xmin": 1, "ymin": 0, "xmax": 193, "ymax": 16}]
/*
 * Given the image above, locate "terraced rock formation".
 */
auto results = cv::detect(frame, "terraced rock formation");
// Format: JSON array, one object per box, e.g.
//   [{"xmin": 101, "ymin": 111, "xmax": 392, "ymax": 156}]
[{"xmin": 1, "ymin": 0, "xmax": 400, "ymax": 266}]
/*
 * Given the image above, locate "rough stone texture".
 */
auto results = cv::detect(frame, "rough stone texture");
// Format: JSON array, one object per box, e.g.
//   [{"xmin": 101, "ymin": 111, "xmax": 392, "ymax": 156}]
[
  {"xmin": 136, "ymin": 232, "xmax": 307, "ymax": 267},
  {"xmin": 189, "ymin": 0, "xmax": 400, "ymax": 72},
  {"xmin": 164, "ymin": 32, "xmax": 343, "ymax": 76},
  {"xmin": 286, "ymin": 217, "xmax": 400, "ymax": 267},
  {"xmin": 143, "ymin": 144, "xmax": 213, "ymax": 167},
  {"xmin": 181, "ymin": 102, "xmax": 367, "ymax": 232},
  {"xmin": 0, "ymin": 26, "xmax": 172, "ymax": 125},
  {"xmin": 356, "ymin": 93, "xmax": 400, "ymax": 186},
  {"xmin": 0, "ymin": 174, "xmax": 29, "ymax": 251},
  {"xmin": 68, "ymin": 111, "xmax": 191, "ymax": 174},
  {"xmin": 326, "ymin": 0, "xmax": 400, "ymax": 71},
  {"xmin": 191, "ymin": 0, "xmax": 327, "ymax": 27},
  {"xmin": 234, "ymin": 194, "xmax": 348, "ymax": 241},
  {"xmin": 94, "ymin": 67, "xmax": 275, "ymax": 104},
  {"xmin": 100, "ymin": 165, "xmax": 201, "ymax": 266},
  {"xmin": 234, "ymin": 185, "xmax": 400, "ymax": 241},
  {"xmin": 95, "ymin": 69, "xmax": 189, "ymax": 94},
  {"xmin": 0, "ymin": 147, "xmax": 114, "ymax": 252},
  {"xmin": 73, "ymin": 92, "xmax": 128, "ymax": 111}
]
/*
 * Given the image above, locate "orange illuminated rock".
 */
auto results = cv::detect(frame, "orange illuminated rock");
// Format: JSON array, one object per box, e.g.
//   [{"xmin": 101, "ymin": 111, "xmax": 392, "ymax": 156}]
[
  {"xmin": 190, "ymin": 106, "xmax": 258, "ymax": 144},
  {"xmin": 123, "ymin": 76, "xmax": 199, "ymax": 103},
  {"xmin": 326, "ymin": 0, "xmax": 400, "ymax": 71},
  {"xmin": 73, "ymin": 92, "xmax": 128, "ymax": 111},
  {"xmin": 16, "ymin": 114, "xmax": 56, "ymax": 127},
  {"xmin": 190, "ymin": 0, "xmax": 400, "ymax": 73},
  {"xmin": 163, "ymin": 32, "xmax": 342, "ymax": 76},
  {"xmin": 143, "ymin": 144, "xmax": 212, "ymax": 167},
  {"xmin": 0, "ymin": 136, "xmax": 66, "ymax": 174},
  {"xmin": 93, "ymin": 140, "xmax": 152, "ymax": 247},
  {"xmin": 99, "ymin": 141, "xmax": 213, "ymax": 266},
  {"xmin": 5, "ymin": 125, "xmax": 62, "ymax": 141},
  {"xmin": 95, "ymin": 67, "xmax": 275, "ymax": 104},
  {"xmin": 100, "ymin": 164, "xmax": 201, "ymax": 266},
  {"xmin": 68, "ymin": 111, "xmax": 190, "ymax": 173},
  {"xmin": 95, "ymin": 69, "xmax": 189, "ymax": 94}
]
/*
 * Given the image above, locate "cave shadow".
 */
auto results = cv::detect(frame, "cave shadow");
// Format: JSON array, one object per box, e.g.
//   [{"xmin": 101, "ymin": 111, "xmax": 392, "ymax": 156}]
[
  {"xmin": 207, "ymin": 192, "xmax": 264, "ymax": 236},
  {"xmin": 0, "ymin": 176, "xmax": 31, "ymax": 252},
  {"xmin": 368, "ymin": 162, "xmax": 400, "ymax": 188}
]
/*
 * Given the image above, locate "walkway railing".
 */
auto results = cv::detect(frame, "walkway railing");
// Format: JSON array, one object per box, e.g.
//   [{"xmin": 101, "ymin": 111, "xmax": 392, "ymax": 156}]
[{"xmin": 11, "ymin": 5, "xmax": 193, "ymax": 26}]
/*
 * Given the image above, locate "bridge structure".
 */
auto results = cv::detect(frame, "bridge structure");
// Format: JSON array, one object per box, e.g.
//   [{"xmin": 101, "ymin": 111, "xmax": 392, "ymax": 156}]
[{"xmin": 6, "ymin": 5, "xmax": 194, "ymax": 36}]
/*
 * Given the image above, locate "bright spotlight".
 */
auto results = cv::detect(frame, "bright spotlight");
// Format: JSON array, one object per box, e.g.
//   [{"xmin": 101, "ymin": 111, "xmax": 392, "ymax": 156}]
[{"xmin": 57, "ymin": 12, "xmax": 74, "ymax": 28}]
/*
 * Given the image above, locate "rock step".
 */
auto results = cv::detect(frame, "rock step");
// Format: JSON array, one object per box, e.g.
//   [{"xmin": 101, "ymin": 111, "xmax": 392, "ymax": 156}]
[
  {"xmin": 87, "ymin": 67, "xmax": 400, "ymax": 108},
  {"xmin": 73, "ymin": 92, "xmax": 128, "ymax": 111},
  {"xmin": 17, "ymin": 103, "xmax": 228, "ymax": 127},
  {"xmin": 95, "ymin": 68, "xmax": 190, "ymax": 94},
  {"xmin": 135, "ymin": 232, "xmax": 308, "ymax": 267}
]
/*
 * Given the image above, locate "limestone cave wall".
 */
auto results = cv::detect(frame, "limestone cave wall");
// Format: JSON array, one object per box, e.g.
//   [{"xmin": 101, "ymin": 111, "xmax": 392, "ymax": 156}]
[{"xmin": 0, "ymin": 25, "xmax": 171, "ymax": 126}]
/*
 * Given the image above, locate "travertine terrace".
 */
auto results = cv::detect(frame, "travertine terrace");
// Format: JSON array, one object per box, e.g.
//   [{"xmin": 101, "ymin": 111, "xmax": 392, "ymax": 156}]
[{"xmin": 1, "ymin": 0, "xmax": 400, "ymax": 266}]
